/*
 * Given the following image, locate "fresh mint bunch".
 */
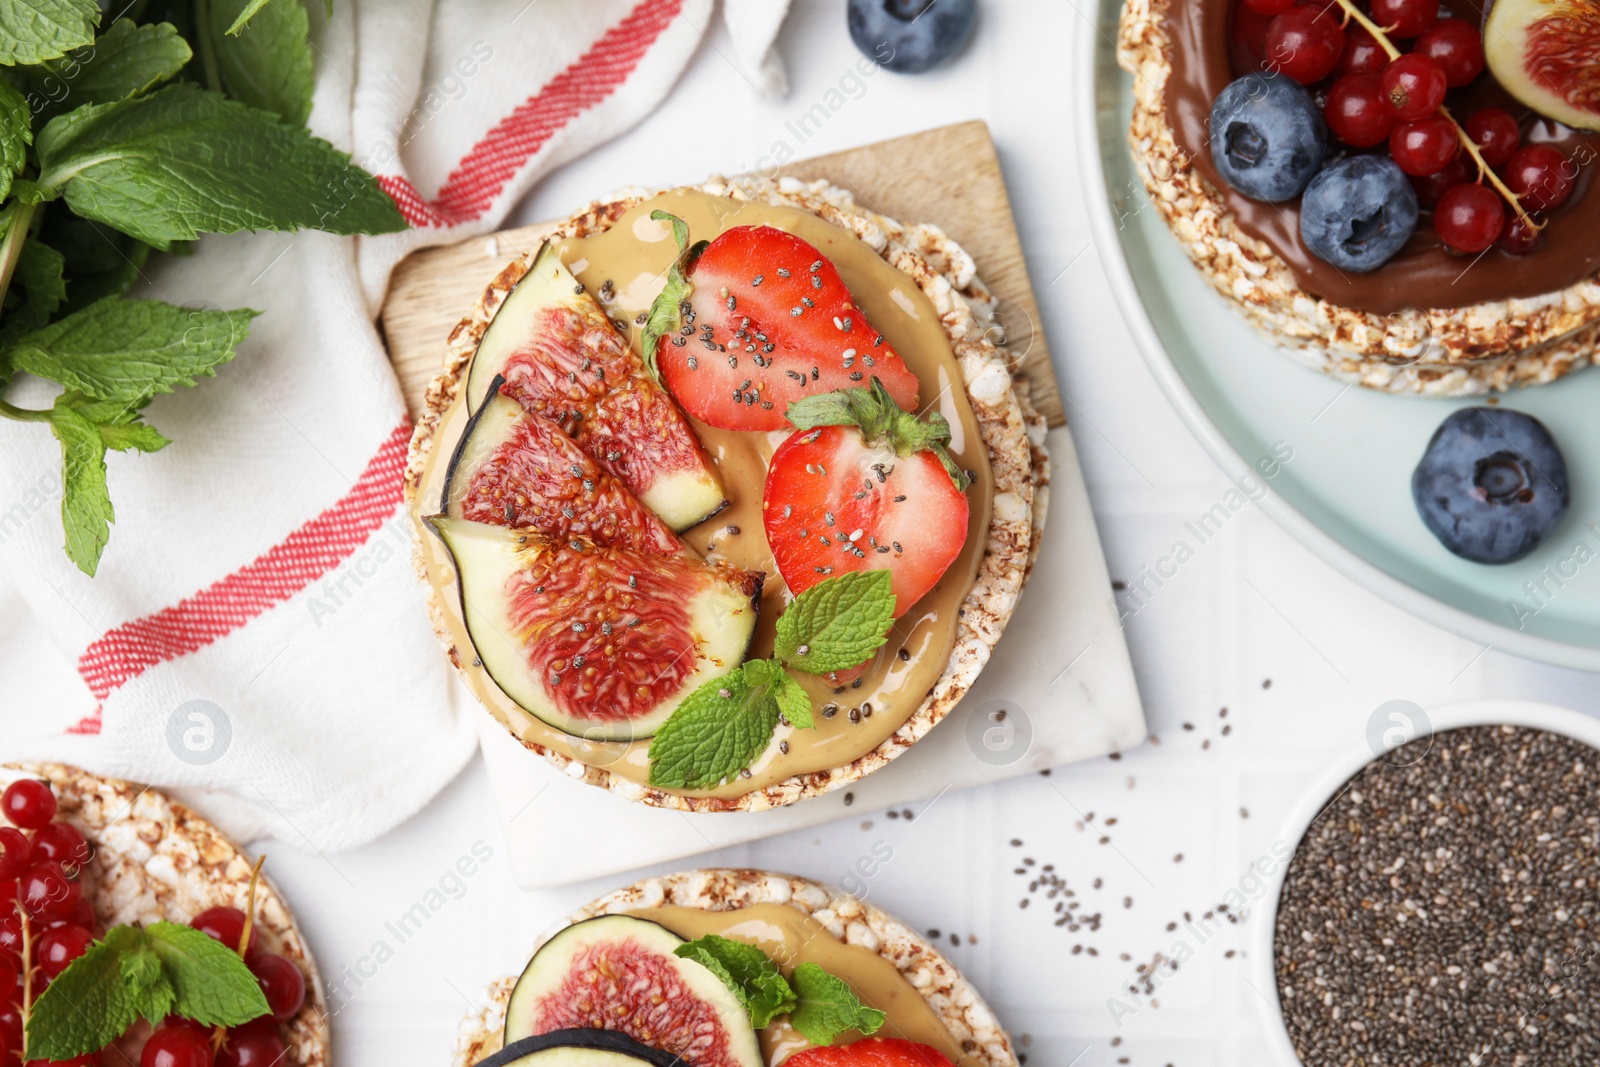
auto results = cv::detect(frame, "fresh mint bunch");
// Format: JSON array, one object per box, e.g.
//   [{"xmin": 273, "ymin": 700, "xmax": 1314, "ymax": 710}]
[
  {"xmin": 647, "ymin": 570, "xmax": 897, "ymax": 789},
  {"xmin": 0, "ymin": 0, "xmax": 406, "ymax": 575}
]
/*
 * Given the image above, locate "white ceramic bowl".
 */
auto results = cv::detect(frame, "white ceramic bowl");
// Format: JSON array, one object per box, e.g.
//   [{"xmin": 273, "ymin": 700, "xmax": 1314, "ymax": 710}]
[{"xmin": 1246, "ymin": 698, "xmax": 1600, "ymax": 1064}]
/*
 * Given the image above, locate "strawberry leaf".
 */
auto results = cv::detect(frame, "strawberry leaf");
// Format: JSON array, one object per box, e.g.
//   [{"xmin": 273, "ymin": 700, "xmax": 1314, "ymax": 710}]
[
  {"xmin": 787, "ymin": 377, "xmax": 970, "ymax": 491},
  {"xmin": 638, "ymin": 210, "xmax": 706, "ymax": 380},
  {"xmin": 774, "ymin": 570, "xmax": 896, "ymax": 675}
]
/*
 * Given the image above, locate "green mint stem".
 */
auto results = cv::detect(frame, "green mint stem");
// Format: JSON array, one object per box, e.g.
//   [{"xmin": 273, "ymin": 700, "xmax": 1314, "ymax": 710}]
[
  {"xmin": 194, "ymin": 0, "xmax": 225, "ymax": 94},
  {"xmin": 0, "ymin": 200, "xmax": 39, "ymax": 328},
  {"xmin": 0, "ymin": 399, "xmax": 53, "ymax": 422}
]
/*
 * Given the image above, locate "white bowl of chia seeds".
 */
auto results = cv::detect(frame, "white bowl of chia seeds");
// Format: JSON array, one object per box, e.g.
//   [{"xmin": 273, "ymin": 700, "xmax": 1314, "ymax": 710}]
[{"xmin": 1251, "ymin": 698, "xmax": 1600, "ymax": 1067}]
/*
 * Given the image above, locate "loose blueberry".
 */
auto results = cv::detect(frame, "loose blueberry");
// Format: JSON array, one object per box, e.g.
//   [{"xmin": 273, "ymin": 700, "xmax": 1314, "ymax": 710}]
[
  {"xmin": 1299, "ymin": 155, "xmax": 1418, "ymax": 272},
  {"xmin": 1208, "ymin": 72, "xmax": 1328, "ymax": 202},
  {"xmin": 848, "ymin": 0, "xmax": 977, "ymax": 74},
  {"xmin": 1411, "ymin": 407, "xmax": 1569, "ymax": 565}
]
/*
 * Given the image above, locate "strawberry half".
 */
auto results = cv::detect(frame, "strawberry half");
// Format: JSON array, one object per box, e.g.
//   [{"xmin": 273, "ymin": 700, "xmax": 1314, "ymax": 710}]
[
  {"xmin": 643, "ymin": 213, "xmax": 920, "ymax": 432},
  {"xmin": 784, "ymin": 1039, "xmax": 957, "ymax": 1067},
  {"xmin": 762, "ymin": 378, "xmax": 971, "ymax": 620}
]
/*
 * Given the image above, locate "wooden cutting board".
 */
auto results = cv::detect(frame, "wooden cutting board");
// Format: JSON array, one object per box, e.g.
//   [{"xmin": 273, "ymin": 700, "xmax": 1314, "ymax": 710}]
[{"xmin": 379, "ymin": 120, "xmax": 1063, "ymax": 427}]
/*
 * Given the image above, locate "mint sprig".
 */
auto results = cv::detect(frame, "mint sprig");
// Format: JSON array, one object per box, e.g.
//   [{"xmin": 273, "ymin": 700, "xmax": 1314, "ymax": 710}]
[
  {"xmin": 791, "ymin": 962, "xmax": 887, "ymax": 1046},
  {"xmin": 647, "ymin": 570, "xmax": 896, "ymax": 787},
  {"xmin": 674, "ymin": 935, "xmax": 885, "ymax": 1045},
  {"xmin": 0, "ymin": 0, "xmax": 409, "ymax": 576},
  {"xmin": 25, "ymin": 921, "xmax": 270, "ymax": 1061},
  {"xmin": 674, "ymin": 934, "xmax": 796, "ymax": 1028}
]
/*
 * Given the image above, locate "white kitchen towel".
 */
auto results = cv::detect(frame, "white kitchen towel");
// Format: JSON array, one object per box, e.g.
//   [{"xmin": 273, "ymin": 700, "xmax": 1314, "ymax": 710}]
[{"xmin": 0, "ymin": 0, "xmax": 791, "ymax": 852}]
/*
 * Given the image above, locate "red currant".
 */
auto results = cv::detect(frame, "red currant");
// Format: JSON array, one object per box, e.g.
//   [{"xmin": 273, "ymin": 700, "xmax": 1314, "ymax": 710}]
[
  {"xmin": 19, "ymin": 862, "xmax": 79, "ymax": 920},
  {"xmin": 1464, "ymin": 108, "xmax": 1520, "ymax": 168},
  {"xmin": 249, "ymin": 955, "xmax": 304, "ymax": 1022},
  {"xmin": 1505, "ymin": 144, "xmax": 1576, "ymax": 212},
  {"xmin": 0, "ymin": 783, "xmax": 55, "ymax": 833},
  {"xmin": 1336, "ymin": 25, "xmax": 1388, "ymax": 75},
  {"xmin": 1265, "ymin": 6, "xmax": 1346, "ymax": 84},
  {"xmin": 36, "ymin": 924, "xmax": 93, "ymax": 980},
  {"xmin": 1242, "ymin": 0, "xmax": 1297, "ymax": 16},
  {"xmin": 1371, "ymin": 0, "xmax": 1439, "ymax": 36},
  {"xmin": 1497, "ymin": 213, "xmax": 1544, "ymax": 254},
  {"xmin": 1325, "ymin": 73, "xmax": 1396, "ymax": 147},
  {"xmin": 142, "ymin": 1025, "xmax": 215, "ymax": 1067},
  {"xmin": 0, "ymin": 954, "xmax": 16, "ymax": 997},
  {"xmin": 190, "ymin": 907, "xmax": 259, "ymax": 960},
  {"xmin": 1381, "ymin": 54, "xmax": 1448, "ymax": 120},
  {"xmin": 1414, "ymin": 18, "xmax": 1485, "ymax": 86},
  {"xmin": 0, "ymin": 831, "xmax": 27, "ymax": 883},
  {"xmin": 216, "ymin": 1021, "xmax": 284, "ymax": 1067},
  {"xmin": 1435, "ymin": 182, "xmax": 1506, "ymax": 252},
  {"xmin": 0, "ymin": 1004, "xmax": 18, "ymax": 1045},
  {"xmin": 46, "ymin": 899, "xmax": 96, "ymax": 935},
  {"xmin": 0, "ymin": 915, "xmax": 20, "ymax": 955},
  {"xmin": 29, "ymin": 824, "xmax": 89, "ymax": 876},
  {"xmin": 30, "ymin": 1055, "xmax": 100, "ymax": 1067},
  {"xmin": 1408, "ymin": 154, "xmax": 1471, "ymax": 206},
  {"xmin": 1390, "ymin": 115, "xmax": 1459, "ymax": 176}
]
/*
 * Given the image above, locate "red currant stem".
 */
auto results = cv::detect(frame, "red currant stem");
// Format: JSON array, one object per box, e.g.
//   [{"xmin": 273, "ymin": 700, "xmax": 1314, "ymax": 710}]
[
  {"xmin": 16, "ymin": 899, "xmax": 32, "ymax": 1061},
  {"xmin": 1328, "ymin": 0, "xmax": 1538, "ymax": 229},
  {"xmin": 238, "ymin": 855, "xmax": 265, "ymax": 958}
]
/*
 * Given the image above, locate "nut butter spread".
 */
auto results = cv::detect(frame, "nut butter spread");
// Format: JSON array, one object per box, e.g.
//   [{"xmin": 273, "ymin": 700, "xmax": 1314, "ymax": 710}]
[
  {"xmin": 1163, "ymin": 0, "xmax": 1600, "ymax": 313},
  {"xmin": 632, "ymin": 904, "xmax": 974, "ymax": 1067},
  {"xmin": 413, "ymin": 188, "xmax": 994, "ymax": 801}
]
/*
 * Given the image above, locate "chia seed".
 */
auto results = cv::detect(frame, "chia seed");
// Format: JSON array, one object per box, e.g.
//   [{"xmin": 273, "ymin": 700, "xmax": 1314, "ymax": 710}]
[{"xmin": 1274, "ymin": 725, "xmax": 1600, "ymax": 1066}]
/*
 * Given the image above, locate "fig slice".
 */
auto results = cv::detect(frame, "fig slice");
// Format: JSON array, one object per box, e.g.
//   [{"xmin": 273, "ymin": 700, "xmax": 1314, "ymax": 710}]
[
  {"xmin": 466, "ymin": 240, "xmax": 726, "ymax": 532},
  {"xmin": 477, "ymin": 1030, "xmax": 688, "ymax": 1067},
  {"xmin": 428, "ymin": 517, "xmax": 761, "ymax": 742},
  {"xmin": 443, "ymin": 378, "xmax": 683, "ymax": 557},
  {"xmin": 1484, "ymin": 0, "xmax": 1600, "ymax": 131},
  {"xmin": 504, "ymin": 915, "xmax": 762, "ymax": 1067}
]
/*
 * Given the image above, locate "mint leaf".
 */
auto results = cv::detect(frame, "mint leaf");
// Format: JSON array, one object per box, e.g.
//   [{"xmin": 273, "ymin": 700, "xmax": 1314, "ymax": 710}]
[
  {"xmin": 0, "ymin": 79, "xmax": 29, "ymax": 200},
  {"xmin": 225, "ymin": 0, "xmax": 273, "ymax": 34},
  {"xmin": 49, "ymin": 403, "xmax": 112, "ymax": 575},
  {"xmin": 774, "ymin": 570, "xmax": 896, "ymax": 675},
  {"xmin": 26, "ymin": 926, "xmax": 165, "ymax": 1061},
  {"xmin": 27, "ymin": 20, "xmax": 193, "ymax": 112},
  {"xmin": 675, "ymin": 934, "xmax": 797, "ymax": 1028},
  {"xmin": 147, "ymin": 922, "xmax": 271, "ymax": 1026},
  {"xmin": 101, "ymin": 418, "xmax": 170, "ymax": 453},
  {"xmin": 34, "ymin": 83, "xmax": 406, "ymax": 244},
  {"xmin": 6, "ymin": 297, "xmax": 255, "ymax": 403},
  {"xmin": 639, "ymin": 210, "xmax": 707, "ymax": 378},
  {"xmin": 745, "ymin": 658, "xmax": 813, "ymax": 730},
  {"xmin": 790, "ymin": 962, "xmax": 887, "ymax": 1046},
  {"xmin": 648, "ymin": 662, "xmax": 782, "ymax": 789},
  {"xmin": 210, "ymin": 0, "xmax": 313, "ymax": 125},
  {"xmin": 0, "ymin": 0, "xmax": 99, "ymax": 67},
  {"xmin": 40, "ymin": 214, "xmax": 156, "ymax": 312},
  {"xmin": 2, "ymin": 239, "xmax": 68, "ymax": 340}
]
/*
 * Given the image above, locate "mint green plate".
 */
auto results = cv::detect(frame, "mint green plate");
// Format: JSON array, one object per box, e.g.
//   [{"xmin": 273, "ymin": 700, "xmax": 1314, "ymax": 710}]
[{"xmin": 1076, "ymin": 4, "xmax": 1600, "ymax": 669}]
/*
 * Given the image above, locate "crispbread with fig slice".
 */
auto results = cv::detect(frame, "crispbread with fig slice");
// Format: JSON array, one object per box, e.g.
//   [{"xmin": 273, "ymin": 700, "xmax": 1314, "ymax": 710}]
[
  {"xmin": 404, "ymin": 175, "xmax": 1048, "ymax": 811},
  {"xmin": 450, "ymin": 869, "xmax": 1016, "ymax": 1067}
]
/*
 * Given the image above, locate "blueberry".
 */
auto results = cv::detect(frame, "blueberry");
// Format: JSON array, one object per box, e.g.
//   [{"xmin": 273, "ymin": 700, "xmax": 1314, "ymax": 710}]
[
  {"xmin": 1208, "ymin": 73, "xmax": 1327, "ymax": 202},
  {"xmin": 1300, "ymin": 156, "xmax": 1419, "ymax": 272},
  {"xmin": 1411, "ymin": 408, "xmax": 1570, "ymax": 565},
  {"xmin": 848, "ymin": 0, "xmax": 977, "ymax": 74}
]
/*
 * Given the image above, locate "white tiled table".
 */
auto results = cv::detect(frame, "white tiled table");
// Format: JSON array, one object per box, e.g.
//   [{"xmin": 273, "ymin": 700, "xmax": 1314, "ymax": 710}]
[{"xmin": 21, "ymin": 4, "xmax": 1600, "ymax": 1066}]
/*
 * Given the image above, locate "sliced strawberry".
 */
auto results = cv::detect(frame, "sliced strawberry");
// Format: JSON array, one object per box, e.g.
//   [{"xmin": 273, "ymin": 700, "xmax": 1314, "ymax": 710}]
[
  {"xmin": 762, "ymin": 379, "xmax": 970, "ymax": 619},
  {"xmin": 645, "ymin": 216, "xmax": 920, "ymax": 432},
  {"xmin": 784, "ymin": 1039, "xmax": 957, "ymax": 1067}
]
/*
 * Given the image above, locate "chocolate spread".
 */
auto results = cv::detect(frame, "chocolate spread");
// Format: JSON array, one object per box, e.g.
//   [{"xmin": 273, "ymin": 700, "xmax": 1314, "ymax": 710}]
[{"xmin": 1163, "ymin": 0, "xmax": 1600, "ymax": 313}]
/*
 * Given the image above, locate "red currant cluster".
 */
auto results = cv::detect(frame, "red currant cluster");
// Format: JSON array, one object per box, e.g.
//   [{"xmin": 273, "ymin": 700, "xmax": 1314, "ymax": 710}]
[
  {"xmin": 1241, "ymin": 0, "xmax": 1577, "ymax": 254},
  {"xmin": 0, "ymin": 781, "xmax": 305, "ymax": 1067}
]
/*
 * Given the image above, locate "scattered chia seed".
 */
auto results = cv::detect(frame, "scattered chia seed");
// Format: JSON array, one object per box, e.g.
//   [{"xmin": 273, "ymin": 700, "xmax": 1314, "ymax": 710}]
[{"xmin": 1275, "ymin": 725, "xmax": 1600, "ymax": 1066}]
